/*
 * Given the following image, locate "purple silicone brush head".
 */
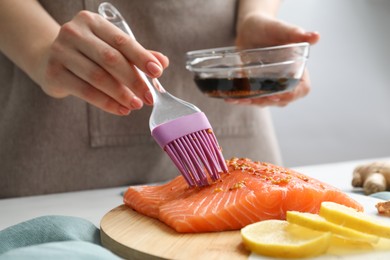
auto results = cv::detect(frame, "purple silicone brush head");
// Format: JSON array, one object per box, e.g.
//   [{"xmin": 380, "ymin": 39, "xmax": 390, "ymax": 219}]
[{"xmin": 152, "ymin": 112, "xmax": 228, "ymax": 187}]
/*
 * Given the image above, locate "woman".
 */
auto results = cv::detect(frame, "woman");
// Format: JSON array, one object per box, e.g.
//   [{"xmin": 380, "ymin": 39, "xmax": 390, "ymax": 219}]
[{"xmin": 0, "ymin": 0, "xmax": 319, "ymax": 198}]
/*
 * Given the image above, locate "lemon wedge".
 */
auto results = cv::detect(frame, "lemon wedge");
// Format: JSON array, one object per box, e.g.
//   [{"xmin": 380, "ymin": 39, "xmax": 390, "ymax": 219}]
[
  {"xmin": 286, "ymin": 211, "xmax": 379, "ymax": 243},
  {"xmin": 320, "ymin": 201, "xmax": 390, "ymax": 238},
  {"xmin": 241, "ymin": 220, "xmax": 331, "ymax": 258}
]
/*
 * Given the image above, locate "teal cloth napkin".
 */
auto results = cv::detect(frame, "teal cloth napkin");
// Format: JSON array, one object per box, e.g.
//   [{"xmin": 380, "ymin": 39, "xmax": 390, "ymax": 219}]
[
  {"xmin": 370, "ymin": 191, "xmax": 390, "ymax": 201},
  {"xmin": 0, "ymin": 215, "xmax": 120, "ymax": 259}
]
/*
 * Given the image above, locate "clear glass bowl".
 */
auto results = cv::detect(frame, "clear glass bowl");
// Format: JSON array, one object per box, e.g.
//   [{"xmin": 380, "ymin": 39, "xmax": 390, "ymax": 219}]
[{"xmin": 186, "ymin": 42, "xmax": 309, "ymax": 99}]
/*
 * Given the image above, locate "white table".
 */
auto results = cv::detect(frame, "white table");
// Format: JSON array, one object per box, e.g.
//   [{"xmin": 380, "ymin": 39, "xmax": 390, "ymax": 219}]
[{"xmin": 1, "ymin": 157, "xmax": 390, "ymax": 231}]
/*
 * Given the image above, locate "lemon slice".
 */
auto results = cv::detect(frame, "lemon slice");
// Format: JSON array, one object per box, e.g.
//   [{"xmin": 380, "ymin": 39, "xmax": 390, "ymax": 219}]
[
  {"xmin": 320, "ymin": 201, "xmax": 390, "ymax": 238},
  {"xmin": 241, "ymin": 220, "xmax": 331, "ymax": 258},
  {"xmin": 330, "ymin": 234, "xmax": 374, "ymax": 250},
  {"xmin": 286, "ymin": 211, "xmax": 379, "ymax": 243}
]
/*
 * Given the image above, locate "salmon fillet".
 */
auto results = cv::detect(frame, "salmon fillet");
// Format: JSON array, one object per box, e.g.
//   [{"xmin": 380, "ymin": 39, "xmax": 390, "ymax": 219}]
[{"xmin": 123, "ymin": 158, "xmax": 363, "ymax": 233}]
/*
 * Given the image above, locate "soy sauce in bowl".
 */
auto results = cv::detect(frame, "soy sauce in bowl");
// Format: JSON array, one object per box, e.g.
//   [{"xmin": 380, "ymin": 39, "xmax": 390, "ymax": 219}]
[
  {"xmin": 186, "ymin": 43, "xmax": 309, "ymax": 99},
  {"xmin": 194, "ymin": 77, "xmax": 299, "ymax": 99}
]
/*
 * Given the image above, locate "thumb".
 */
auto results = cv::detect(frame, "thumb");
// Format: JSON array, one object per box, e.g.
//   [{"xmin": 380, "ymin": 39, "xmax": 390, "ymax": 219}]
[
  {"xmin": 272, "ymin": 20, "xmax": 320, "ymax": 45},
  {"xmin": 301, "ymin": 31, "xmax": 320, "ymax": 45}
]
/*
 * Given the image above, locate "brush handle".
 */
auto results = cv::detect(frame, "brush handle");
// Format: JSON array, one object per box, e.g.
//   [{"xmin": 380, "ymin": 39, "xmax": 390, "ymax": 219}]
[{"xmin": 98, "ymin": 2, "xmax": 164, "ymax": 100}]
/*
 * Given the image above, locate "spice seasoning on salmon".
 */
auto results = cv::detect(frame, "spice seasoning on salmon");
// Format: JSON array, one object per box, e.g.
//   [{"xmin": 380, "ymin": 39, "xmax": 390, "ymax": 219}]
[{"xmin": 124, "ymin": 157, "xmax": 363, "ymax": 233}]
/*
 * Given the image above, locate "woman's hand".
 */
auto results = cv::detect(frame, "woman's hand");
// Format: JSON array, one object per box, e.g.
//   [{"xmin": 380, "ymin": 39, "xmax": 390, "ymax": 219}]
[
  {"xmin": 38, "ymin": 11, "xmax": 169, "ymax": 115},
  {"xmin": 0, "ymin": 0, "xmax": 168, "ymax": 116},
  {"xmin": 229, "ymin": 13, "xmax": 320, "ymax": 107}
]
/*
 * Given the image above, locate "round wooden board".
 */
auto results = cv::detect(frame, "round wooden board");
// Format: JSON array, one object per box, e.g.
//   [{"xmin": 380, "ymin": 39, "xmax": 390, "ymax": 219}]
[{"xmin": 100, "ymin": 205, "xmax": 250, "ymax": 260}]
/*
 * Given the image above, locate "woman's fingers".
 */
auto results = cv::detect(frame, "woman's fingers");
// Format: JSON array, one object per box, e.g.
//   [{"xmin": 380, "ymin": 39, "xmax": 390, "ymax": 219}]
[
  {"xmin": 44, "ymin": 61, "xmax": 133, "ymax": 115},
  {"xmin": 233, "ymin": 14, "xmax": 317, "ymax": 108},
  {"xmin": 57, "ymin": 16, "xmax": 147, "ymax": 104},
  {"xmin": 303, "ymin": 31, "xmax": 320, "ymax": 45},
  {"xmin": 42, "ymin": 10, "xmax": 172, "ymax": 111},
  {"xmin": 94, "ymin": 27, "xmax": 163, "ymax": 76},
  {"xmin": 52, "ymin": 40, "xmax": 145, "ymax": 109},
  {"xmin": 280, "ymin": 19, "xmax": 321, "ymax": 45},
  {"xmin": 150, "ymin": 50, "xmax": 169, "ymax": 69},
  {"xmin": 67, "ymin": 11, "xmax": 169, "ymax": 105},
  {"xmin": 236, "ymin": 13, "xmax": 320, "ymax": 48},
  {"xmin": 85, "ymin": 11, "xmax": 165, "ymax": 76},
  {"xmin": 273, "ymin": 22, "xmax": 320, "ymax": 45}
]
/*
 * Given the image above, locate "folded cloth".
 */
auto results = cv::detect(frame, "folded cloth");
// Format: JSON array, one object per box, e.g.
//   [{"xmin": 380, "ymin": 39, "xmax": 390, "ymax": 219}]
[
  {"xmin": 0, "ymin": 241, "xmax": 120, "ymax": 260},
  {"xmin": 370, "ymin": 192, "xmax": 390, "ymax": 201},
  {"xmin": 0, "ymin": 215, "xmax": 120, "ymax": 259}
]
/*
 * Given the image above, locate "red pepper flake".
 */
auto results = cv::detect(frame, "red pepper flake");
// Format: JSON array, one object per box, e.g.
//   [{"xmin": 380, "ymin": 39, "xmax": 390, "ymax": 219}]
[{"xmin": 295, "ymin": 175, "xmax": 309, "ymax": 182}]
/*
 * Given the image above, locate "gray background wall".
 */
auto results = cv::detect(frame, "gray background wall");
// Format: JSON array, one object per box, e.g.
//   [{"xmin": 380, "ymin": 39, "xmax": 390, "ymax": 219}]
[{"xmin": 271, "ymin": 0, "xmax": 390, "ymax": 167}]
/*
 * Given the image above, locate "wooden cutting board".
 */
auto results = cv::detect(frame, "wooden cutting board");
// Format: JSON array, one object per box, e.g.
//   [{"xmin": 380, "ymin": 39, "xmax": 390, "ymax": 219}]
[{"xmin": 100, "ymin": 205, "xmax": 250, "ymax": 260}]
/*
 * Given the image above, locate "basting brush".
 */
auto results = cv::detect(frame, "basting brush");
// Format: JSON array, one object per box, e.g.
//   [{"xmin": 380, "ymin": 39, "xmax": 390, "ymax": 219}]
[{"xmin": 99, "ymin": 2, "xmax": 228, "ymax": 187}]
